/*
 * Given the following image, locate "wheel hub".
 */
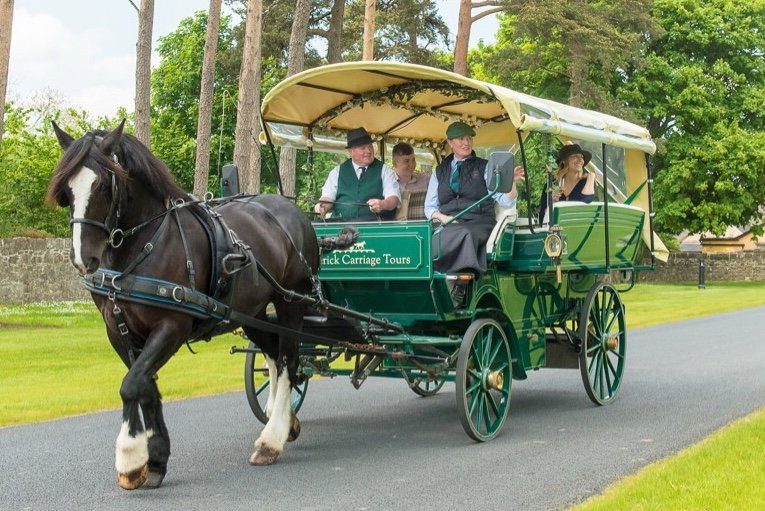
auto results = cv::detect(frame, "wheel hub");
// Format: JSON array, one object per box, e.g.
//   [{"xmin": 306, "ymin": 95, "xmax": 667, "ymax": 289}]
[{"xmin": 483, "ymin": 369, "xmax": 504, "ymax": 390}]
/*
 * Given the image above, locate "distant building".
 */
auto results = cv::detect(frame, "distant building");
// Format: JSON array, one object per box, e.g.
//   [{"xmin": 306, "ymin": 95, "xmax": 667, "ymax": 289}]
[{"xmin": 678, "ymin": 227, "xmax": 764, "ymax": 254}]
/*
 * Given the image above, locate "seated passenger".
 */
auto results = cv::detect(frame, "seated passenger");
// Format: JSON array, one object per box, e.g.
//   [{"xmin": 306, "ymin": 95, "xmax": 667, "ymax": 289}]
[
  {"xmin": 538, "ymin": 144, "xmax": 596, "ymax": 223},
  {"xmin": 391, "ymin": 142, "xmax": 430, "ymax": 192},
  {"xmin": 314, "ymin": 127, "xmax": 401, "ymax": 221},
  {"xmin": 425, "ymin": 121, "xmax": 525, "ymax": 274}
]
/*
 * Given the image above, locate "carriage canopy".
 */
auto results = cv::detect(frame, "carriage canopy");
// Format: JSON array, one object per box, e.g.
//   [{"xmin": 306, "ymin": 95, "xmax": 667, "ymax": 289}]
[{"xmin": 260, "ymin": 61, "xmax": 666, "ymax": 261}]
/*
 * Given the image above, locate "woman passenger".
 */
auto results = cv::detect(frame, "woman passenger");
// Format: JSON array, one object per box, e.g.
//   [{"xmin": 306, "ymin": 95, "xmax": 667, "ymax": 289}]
[{"xmin": 538, "ymin": 144, "xmax": 596, "ymax": 223}]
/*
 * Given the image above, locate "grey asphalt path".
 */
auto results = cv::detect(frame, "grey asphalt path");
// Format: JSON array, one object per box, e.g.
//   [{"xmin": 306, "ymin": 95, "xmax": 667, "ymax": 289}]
[{"xmin": 2, "ymin": 306, "xmax": 764, "ymax": 511}]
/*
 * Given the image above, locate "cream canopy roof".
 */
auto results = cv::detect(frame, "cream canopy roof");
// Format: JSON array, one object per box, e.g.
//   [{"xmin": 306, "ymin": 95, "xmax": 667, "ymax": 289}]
[
  {"xmin": 260, "ymin": 61, "xmax": 656, "ymax": 155},
  {"xmin": 260, "ymin": 61, "xmax": 667, "ymax": 261}
]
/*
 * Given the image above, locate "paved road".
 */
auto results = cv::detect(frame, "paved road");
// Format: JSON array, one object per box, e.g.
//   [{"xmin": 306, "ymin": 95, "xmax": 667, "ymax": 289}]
[{"xmin": 2, "ymin": 306, "xmax": 764, "ymax": 511}]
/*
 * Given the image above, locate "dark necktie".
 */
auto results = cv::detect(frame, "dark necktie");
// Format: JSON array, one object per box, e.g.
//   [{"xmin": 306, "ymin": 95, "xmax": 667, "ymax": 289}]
[
  {"xmin": 358, "ymin": 166, "xmax": 366, "ymax": 178},
  {"xmin": 450, "ymin": 161, "xmax": 462, "ymax": 193}
]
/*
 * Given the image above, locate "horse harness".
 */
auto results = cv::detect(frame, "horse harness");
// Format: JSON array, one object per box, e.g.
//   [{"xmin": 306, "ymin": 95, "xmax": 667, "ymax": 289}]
[{"xmin": 83, "ymin": 191, "xmax": 322, "ymax": 366}]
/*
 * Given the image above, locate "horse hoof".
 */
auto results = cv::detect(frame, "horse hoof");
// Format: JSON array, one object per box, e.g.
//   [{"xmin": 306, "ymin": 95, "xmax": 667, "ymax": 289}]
[
  {"xmin": 143, "ymin": 470, "xmax": 166, "ymax": 489},
  {"xmin": 287, "ymin": 416, "xmax": 301, "ymax": 442},
  {"xmin": 249, "ymin": 446, "xmax": 280, "ymax": 466},
  {"xmin": 117, "ymin": 464, "xmax": 148, "ymax": 490}
]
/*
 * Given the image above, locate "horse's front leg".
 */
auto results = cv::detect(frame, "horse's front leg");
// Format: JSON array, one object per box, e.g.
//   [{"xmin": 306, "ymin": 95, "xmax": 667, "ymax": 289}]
[
  {"xmin": 139, "ymin": 377, "xmax": 170, "ymax": 488},
  {"xmin": 249, "ymin": 302, "xmax": 303, "ymax": 465},
  {"xmin": 114, "ymin": 322, "xmax": 181, "ymax": 489}
]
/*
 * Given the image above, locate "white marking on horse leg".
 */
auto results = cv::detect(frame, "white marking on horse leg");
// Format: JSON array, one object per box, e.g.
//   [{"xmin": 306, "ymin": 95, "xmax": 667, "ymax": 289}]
[
  {"xmin": 67, "ymin": 166, "xmax": 98, "ymax": 273},
  {"xmin": 255, "ymin": 368, "xmax": 291, "ymax": 453},
  {"xmin": 115, "ymin": 422, "xmax": 149, "ymax": 474},
  {"xmin": 264, "ymin": 355, "xmax": 277, "ymax": 418}
]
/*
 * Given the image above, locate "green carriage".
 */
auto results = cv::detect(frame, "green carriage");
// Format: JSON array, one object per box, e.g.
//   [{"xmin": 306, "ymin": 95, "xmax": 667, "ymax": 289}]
[{"xmin": 243, "ymin": 62, "xmax": 668, "ymax": 441}]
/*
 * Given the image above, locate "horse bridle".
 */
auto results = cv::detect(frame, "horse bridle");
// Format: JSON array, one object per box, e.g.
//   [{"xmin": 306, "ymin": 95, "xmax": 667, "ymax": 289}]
[{"xmin": 68, "ymin": 133, "xmax": 125, "ymax": 247}]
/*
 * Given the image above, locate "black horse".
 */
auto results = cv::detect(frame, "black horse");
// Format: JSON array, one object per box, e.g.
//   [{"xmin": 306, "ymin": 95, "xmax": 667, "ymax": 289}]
[{"xmin": 47, "ymin": 121, "xmax": 320, "ymax": 489}]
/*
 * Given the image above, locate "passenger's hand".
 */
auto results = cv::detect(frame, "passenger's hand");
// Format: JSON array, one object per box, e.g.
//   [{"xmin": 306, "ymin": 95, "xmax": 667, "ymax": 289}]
[
  {"xmin": 552, "ymin": 191, "xmax": 562, "ymax": 202},
  {"xmin": 367, "ymin": 198, "xmax": 382, "ymax": 214},
  {"xmin": 513, "ymin": 165, "xmax": 525, "ymax": 181},
  {"xmin": 314, "ymin": 202, "xmax": 328, "ymax": 217}
]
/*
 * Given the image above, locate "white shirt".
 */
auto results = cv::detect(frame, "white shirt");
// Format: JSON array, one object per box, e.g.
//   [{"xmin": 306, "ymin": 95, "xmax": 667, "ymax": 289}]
[
  {"xmin": 424, "ymin": 157, "xmax": 516, "ymax": 219},
  {"xmin": 320, "ymin": 160, "xmax": 402, "ymax": 203}
]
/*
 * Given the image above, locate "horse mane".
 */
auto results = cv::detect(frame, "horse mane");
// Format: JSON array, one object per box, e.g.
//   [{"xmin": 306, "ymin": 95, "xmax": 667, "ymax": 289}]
[{"xmin": 47, "ymin": 130, "xmax": 189, "ymax": 207}]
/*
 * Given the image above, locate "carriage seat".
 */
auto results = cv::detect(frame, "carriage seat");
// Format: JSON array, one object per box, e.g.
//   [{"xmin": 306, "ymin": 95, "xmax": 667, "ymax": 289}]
[
  {"xmin": 394, "ymin": 190, "xmax": 427, "ymax": 221},
  {"xmin": 486, "ymin": 202, "xmax": 517, "ymax": 254}
]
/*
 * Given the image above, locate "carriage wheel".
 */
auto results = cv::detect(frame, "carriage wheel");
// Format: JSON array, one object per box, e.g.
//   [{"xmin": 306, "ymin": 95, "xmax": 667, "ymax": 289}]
[
  {"xmin": 578, "ymin": 282, "xmax": 626, "ymax": 405},
  {"xmin": 402, "ymin": 346, "xmax": 448, "ymax": 397},
  {"xmin": 455, "ymin": 319, "xmax": 512, "ymax": 442},
  {"xmin": 402, "ymin": 369, "xmax": 446, "ymax": 397},
  {"xmin": 244, "ymin": 341, "xmax": 308, "ymax": 424}
]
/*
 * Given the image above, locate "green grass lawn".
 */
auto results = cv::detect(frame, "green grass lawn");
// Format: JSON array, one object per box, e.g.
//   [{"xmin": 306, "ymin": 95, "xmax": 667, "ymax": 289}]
[
  {"xmin": 1, "ymin": 281, "xmax": 764, "ymax": 508},
  {"xmin": 570, "ymin": 407, "xmax": 765, "ymax": 510},
  {"xmin": 1, "ymin": 281, "xmax": 764, "ymax": 426}
]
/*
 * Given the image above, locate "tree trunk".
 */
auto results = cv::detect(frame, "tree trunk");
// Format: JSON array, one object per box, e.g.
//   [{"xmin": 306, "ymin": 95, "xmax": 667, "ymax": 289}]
[
  {"xmin": 362, "ymin": 0, "xmax": 375, "ymax": 61},
  {"xmin": 277, "ymin": 0, "xmax": 311, "ymax": 198},
  {"xmin": 192, "ymin": 0, "xmax": 222, "ymax": 197},
  {"xmin": 234, "ymin": 0, "xmax": 263, "ymax": 194},
  {"xmin": 453, "ymin": 0, "xmax": 471, "ymax": 76},
  {"xmin": 0, "ymin": 0, "xmax": 14, "ymax": 152},
  {"xmin": 326, "ymin": 0, "xmax": 345, "ymax": 64},
  {"xmin": 134, "ymin": 0, "xmax": 154, "ymax": 147}
]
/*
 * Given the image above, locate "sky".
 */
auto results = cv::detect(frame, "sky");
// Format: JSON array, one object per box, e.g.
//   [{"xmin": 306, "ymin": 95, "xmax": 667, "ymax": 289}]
[{"xmin": 6, "ymin": 1, "xmax": 500, "ymax": 118}]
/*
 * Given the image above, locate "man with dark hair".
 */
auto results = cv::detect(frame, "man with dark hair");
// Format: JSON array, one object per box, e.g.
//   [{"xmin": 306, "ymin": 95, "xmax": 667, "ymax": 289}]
[
  {"xmin": 314, "ymin": 127, "xmax": 400, "ymax": 220},
  {"xmin": 391, "ymin": 142, "xmax": 430, "ymax": 192}
]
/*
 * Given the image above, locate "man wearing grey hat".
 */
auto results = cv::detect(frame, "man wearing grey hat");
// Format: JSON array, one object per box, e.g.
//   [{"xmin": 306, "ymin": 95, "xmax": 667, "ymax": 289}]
[
  {"xmin": 424, "ymin": 121, "xmax": 525, "ymax": 274},
  {"xmin": 314, "ymin": 127, "xmax": 400, "ymax": 221}
]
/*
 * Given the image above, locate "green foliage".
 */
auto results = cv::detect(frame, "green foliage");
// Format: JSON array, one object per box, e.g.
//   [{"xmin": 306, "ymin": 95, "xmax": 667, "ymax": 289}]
[
  {"xmin": 151, "ymin": 11, "xmax": 242, "ymax": 191},
  {"xmin": 621, "ymin": 0, "xmax": 765, "ymax": 236},
  {"xmin": 340, "ymin": 0, "xmax": 450, "ymax": 65},
  {"xmin": 0, "ymin": 100, "xmax": 134, "ymax": 237},
  {"xmin": 470, "ymin": 1, "xmax": 658, "ymax": 115}
]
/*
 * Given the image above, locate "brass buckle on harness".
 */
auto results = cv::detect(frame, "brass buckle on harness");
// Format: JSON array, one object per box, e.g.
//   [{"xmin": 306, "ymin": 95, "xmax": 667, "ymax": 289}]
[{"xmin": 172, "ymin": 286, "xmax": 185, "ymax": 303}]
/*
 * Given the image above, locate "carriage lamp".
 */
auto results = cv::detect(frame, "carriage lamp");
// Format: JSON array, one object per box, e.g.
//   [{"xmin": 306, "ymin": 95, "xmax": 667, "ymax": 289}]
[
  {"xmin": 544, "ymin": 233, "xmax": 564, "ymax": 258},
  {"xmin": 544, "ymin": 226, "xmax": 566, "ymax": 284}
]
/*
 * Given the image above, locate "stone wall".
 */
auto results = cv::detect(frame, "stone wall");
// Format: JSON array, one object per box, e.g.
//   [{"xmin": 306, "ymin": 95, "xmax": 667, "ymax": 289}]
[
  {"xmin": 1, "ymin": 238, "xmax": 764, "ymax": 304},
  {"xmin": 639, "ymin": 250, "xmax": 765, "ymax": 283},
  {"xmin": 0, "ymin": 238, "xmax": 88, "ymax": 304}
]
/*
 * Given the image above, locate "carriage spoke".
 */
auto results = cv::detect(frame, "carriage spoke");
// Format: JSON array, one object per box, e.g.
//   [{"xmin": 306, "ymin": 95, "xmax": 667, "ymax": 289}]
[
  {"xmin": 475, "ymin": 394, "xmax": 485, "ymax": 430},
  {"xmin": 483, "ymin": 328, "xmax": 493, "ymax": 366},
  {"xmin": 466, "ymin": 378, "xmax": 481, "ymax": 396},
  {"xmin": 602, "ymin": 354, "xmax": 612, "ymax": 397},
  {"xmin": 488, "ymin": 339, "xmax": 503, "ymax": 367},
  {"xmin": 485, "ymin": 390, "xmax": 500, "ymax": 417},
  {"xmin": 482, "ymin": 394, "xmax": 493, "ymax": 431},
  {"xmin": 255, "ymin": 380, "xmax": 269, "ymax": 396},
  {"xmin": 606, "ymin": 353, "xmax": 619, "ymax": 382},
  {"xmin": 587, "ymin": 342, "xmax": 601, "ymax": 355}
]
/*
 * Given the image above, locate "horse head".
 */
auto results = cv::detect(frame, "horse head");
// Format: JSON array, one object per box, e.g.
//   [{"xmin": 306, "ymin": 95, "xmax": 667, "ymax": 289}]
[{"xmin": 47, "ymin": 121, "xmax": 128, "ymax": 275}]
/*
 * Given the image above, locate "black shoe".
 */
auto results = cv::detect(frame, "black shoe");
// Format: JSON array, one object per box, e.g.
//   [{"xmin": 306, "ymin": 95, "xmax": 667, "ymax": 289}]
[{"xmin": 449, "ymin": 281, "xmax": 467, "ymax": 307}]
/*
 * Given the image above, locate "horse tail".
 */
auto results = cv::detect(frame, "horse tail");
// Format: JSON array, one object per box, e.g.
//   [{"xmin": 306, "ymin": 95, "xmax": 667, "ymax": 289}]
[{"xmin": 317, "ymin": 226, "xmax": 359, "ymax": 254}]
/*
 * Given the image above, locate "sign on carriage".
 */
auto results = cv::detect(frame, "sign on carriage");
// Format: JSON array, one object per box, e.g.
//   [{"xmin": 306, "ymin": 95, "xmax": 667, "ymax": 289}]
[{"xmin": 315, "ymin": 222, "xmax": 432, "ymax": 280}]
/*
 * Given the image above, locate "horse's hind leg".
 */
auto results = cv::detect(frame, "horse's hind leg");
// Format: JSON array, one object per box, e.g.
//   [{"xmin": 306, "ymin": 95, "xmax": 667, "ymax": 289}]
[{"xmin": 250, "ymin": 301, "xmax": 303, "ymax": 465}]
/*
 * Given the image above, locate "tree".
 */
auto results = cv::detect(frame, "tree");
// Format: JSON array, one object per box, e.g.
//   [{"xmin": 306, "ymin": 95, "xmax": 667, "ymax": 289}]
[
  {"xmin": 470, "ymin": 0, "xmax": 657, "ymax": 113},
  {"xmin": 453, "ymin": 0, "xmax": 506, "ymax": 76},
  {"xmin": 193, "ymin": 0, "xmax": 223, "ymax": 197},
  {"xmin": 233, "ymin": 0, "xmax": 263, "ymax": 194},
  {"xmin": 131, "ymin": 0, "xmax": 154, "ymax": 147},
  {"xmin": 340, "ymin": 0, "xmax": 450, "ymax": 66},
  {"xmin": 0, "ymin": 0, "xmax": 14, "ymax": 151},
  {"xmin": 277, "ymin": 0, "xmax": 311, "ymax": 198},
  {"xmin": 363, "ymin": 0, "xmax": 376, "ymax": 60},
  {"xmin": 620, "ymin": 0, "xmax": 765, "ymax": 236},
  {"xmin": 152, "ymin": 12, "xmax": 240, "ymax": 190}
]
